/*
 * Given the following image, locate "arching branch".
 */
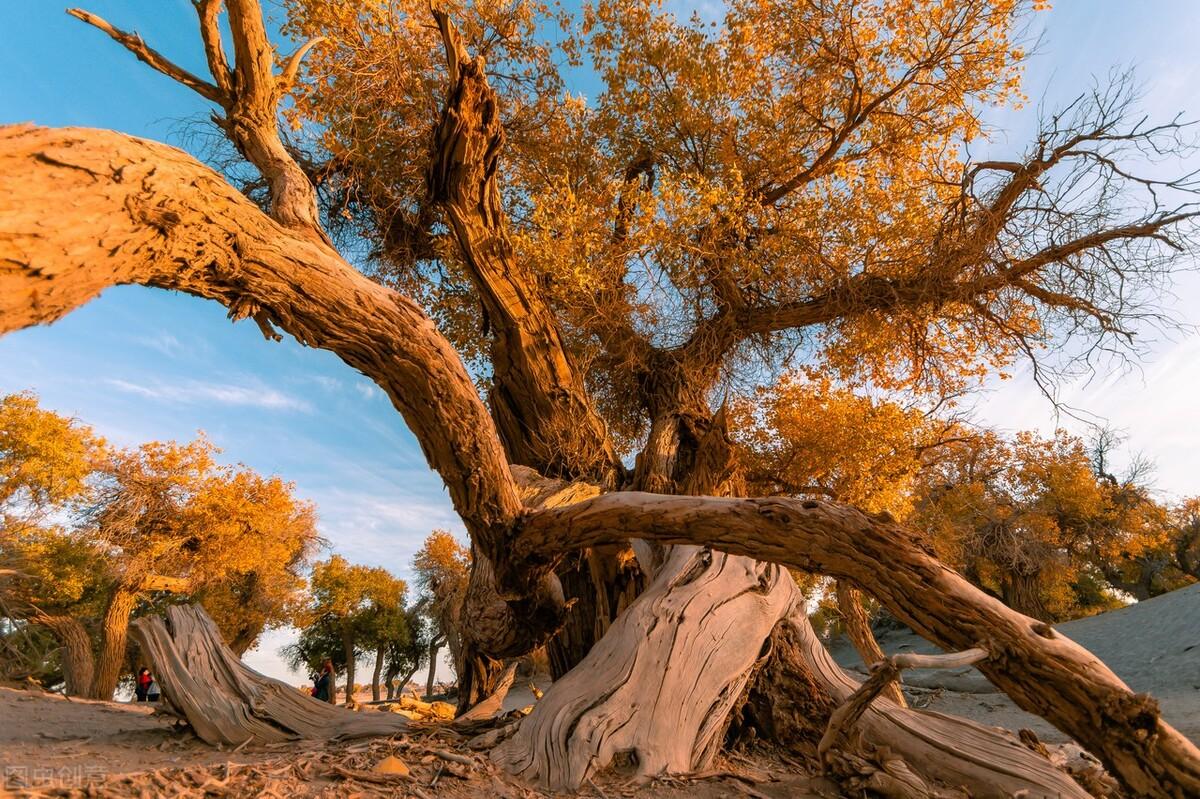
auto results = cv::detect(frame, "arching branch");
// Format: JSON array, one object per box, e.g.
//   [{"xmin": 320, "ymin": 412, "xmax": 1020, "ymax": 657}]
[
  {"xmin": 0, "ymin": 124, "xmax": 567, "ymax": 657},
  {"xmin": 511, "ymin": 491, "xmax": 1200, "ymax": 797}
]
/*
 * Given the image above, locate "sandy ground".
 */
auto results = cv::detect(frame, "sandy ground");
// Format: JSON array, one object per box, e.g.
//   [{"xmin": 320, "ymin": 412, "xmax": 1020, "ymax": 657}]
[
  {"xmin": 830, "ymin": 581, "xmax": 1200, "ymax": 744},
  {"xmin": 0, "ymin": 686, "xmax": 822, "ymax": 796},
  {"xmin": 0, "ymin": 689, "xmax": 286, "ymax": 792},
  {"xmin": 2, "ymin": 583, "xmax": 1196, "ymax": 795}
]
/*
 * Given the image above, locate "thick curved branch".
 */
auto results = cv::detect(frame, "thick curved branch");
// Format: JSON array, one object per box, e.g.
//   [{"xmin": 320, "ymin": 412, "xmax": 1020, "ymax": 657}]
[
  {"xmin": 512, "ymin": 491, "xmax": 1200, "ymax": 797},
  {"xmin": 0, "ymin": 124, "xmax": 573, "ymax": 657},
  {"xmin": 427, "ymin": 11, "xmax": 620, "ymax": 485}
]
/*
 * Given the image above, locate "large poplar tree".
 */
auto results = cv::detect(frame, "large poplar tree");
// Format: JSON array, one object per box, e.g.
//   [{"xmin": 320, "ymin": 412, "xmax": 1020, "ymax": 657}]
[{"xmin": 1, "ymin": 1, "xmax": 1198, "ymax": 794}]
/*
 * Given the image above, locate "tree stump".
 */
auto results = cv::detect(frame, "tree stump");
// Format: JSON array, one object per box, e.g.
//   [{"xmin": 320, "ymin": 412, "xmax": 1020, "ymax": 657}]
[{"xmin": 129, "ymin": 604, "xmax": 408, "ymax": 746}]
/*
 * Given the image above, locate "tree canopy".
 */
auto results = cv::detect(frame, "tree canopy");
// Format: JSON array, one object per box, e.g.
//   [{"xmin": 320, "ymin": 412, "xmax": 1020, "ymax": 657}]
[{"xmin": 0, "ymin": 392, "xmax": 319, "ymax": 697}]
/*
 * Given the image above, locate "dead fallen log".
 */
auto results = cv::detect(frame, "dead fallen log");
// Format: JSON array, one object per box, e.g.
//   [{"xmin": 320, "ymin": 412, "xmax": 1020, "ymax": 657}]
[
  {"xmin": 818, "ymin": 647, "xmax": 989, "ymax": 763},
  {"xmin": 129, "ymin": 604, "xmax": 408, "ymax": 746}
]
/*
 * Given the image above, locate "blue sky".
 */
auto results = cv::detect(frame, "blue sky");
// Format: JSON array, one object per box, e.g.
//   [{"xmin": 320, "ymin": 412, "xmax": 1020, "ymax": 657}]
[{"xmin": 2, "ymin": 1, "xmax": 1199, "ymax": 683}]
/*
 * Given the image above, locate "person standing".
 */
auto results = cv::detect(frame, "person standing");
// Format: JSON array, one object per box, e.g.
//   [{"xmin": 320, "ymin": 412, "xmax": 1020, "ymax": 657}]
[
  {"xmin": 313, "ymin": 659, "xmax": 334, "ymax": 703},
  {"xmin": 135, "ymin": 667, "xmax": 151, "ymax": 702}
]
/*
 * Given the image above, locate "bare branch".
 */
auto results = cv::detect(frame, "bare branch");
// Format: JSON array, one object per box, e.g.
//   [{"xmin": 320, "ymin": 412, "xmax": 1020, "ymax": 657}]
[
  {"xmin": 279, "ymin": 36, "xmax": 326, "ymax": 91},
  {"xmin": 67, "ymin": 8, "xmax": 225, "ymax": 104},
  {"xmin": 193, "ymin": 0, "xmax": 233, "ymax": 97},
  {"xmin": 818, "ymin": 647, "xmax": 989, "ymax": 762}
]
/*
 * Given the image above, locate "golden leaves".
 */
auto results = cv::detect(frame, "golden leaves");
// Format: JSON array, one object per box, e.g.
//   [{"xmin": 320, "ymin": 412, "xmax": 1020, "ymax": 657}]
[{"xmin": 0, "ymin": 393, "xmax": 319, "ymax": 649}]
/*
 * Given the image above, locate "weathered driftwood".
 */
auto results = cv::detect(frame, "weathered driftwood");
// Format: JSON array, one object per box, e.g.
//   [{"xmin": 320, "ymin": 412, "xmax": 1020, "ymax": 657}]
[
  {"xmin": 818, "ymin": 647, "xmax": 989, "ymax": 763},
  {"xmin": 129, "ymin": 604, "xmax": 407, "ymax": 746},
  {"xmin": 492, "ymin": 547, "xmax": 795, "ymax": 790},
  {"xmin": 454, "ymin": 661, "xmax": 518, "ymax": 726}
]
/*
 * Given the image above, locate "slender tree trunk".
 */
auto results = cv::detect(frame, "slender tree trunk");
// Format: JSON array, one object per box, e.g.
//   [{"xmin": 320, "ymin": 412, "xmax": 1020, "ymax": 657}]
[
  {"xmin": 426, "ymin": 639, "xmax": 440, "ymax": 699},
  {"xmin": 400, "ymin": 666, "xmax": 419, "ymax": 695},
  {"xmin": 90, "ymin": 586, "xmax": 138, "ymax": 700},
  {"xmin": 340, "ymin": 626, "xmax": 356, "ymax": 705},
  {"xmin": 384, "ymin": 660, "xmax": 399, "ymax": 701},
  {"xmin": 834, "ymin": 580, "xmax": 905, "ymax": 706},
  {"xmin": 33, "ymin": 613, "xmax": 95, "ymax": 697},
  {"xmin": 371, "ymin": 646, "xmax": 384, "ymax": 702}
]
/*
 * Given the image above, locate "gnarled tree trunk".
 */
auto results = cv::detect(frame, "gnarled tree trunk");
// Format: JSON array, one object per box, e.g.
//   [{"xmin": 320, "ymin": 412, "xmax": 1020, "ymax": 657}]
[
  {"xmin": 90, "ymin": 585, "xmax": 138, "ymax": 700},
  {"xmin": 32, "ymin": 612, "xmax": 95, "ymax": 697},
  {"xmin": 493, "ymin": 546, "xmax": 794, "ymax": 789}
]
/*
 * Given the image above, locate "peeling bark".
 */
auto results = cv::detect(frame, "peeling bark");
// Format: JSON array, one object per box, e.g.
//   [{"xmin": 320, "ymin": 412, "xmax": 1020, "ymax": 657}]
[
  {"xmin": 513, "ymin": 493, "xmax": 1200, "ymax": 796},
  {"xmin": 129, "ymin": 604, "xmax": 407, "ymax": 744}
]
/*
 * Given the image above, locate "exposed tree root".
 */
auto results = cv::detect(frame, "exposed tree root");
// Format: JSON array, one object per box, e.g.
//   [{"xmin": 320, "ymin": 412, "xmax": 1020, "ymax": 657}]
[{"xmin": 492, "ymin": 549, "xmax": 794, "ymax": 790}]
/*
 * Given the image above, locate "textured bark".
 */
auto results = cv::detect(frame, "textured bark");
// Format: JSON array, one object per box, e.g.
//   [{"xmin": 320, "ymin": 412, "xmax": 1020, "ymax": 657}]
[
  {"xmin": 130, "ymin": 604, "xmax": 408, "ymax": 744},
  {"xmin": 371, "ymin": 646, "xmax": 384, "ymax": 702},
  {"xmin": 513, "ymin": 493, "xmax": 1200, "ymax": 796},
  {"xmin": 498, "ymin": 429, "xmax": 793, "ymax": 790},
  {"xmin": 32, "ymin": 612, "xmax": 95, "ymax": 697},
  {"xmin": 1002, "ymin": 570, "xmax": 1051, "ymax": 621},
  {"xmin": 836, "ymin": 580, "xmax": 906, "ymax": 706},
  {"xmin": 428, "ymin": 11, "xmax": 619, "ymax": 487},
  {"xmin": 545, "ymin": 548, "xmax": 642, "ymax": 680},
  {"xmin": 493, "ymin": 547, "xmax": 795, "ymax": 789},
  {"xmin": 90, "ymin": 585, "xmax": 138, "ymax": 700},
  {"xmin": 0, "ymin": 124, "xmax": 568, "ymax": 660}
]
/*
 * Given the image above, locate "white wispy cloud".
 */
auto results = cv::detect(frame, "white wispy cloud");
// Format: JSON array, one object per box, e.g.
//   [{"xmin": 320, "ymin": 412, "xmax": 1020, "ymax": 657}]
[
  {"xmin": 354, "ymin": 382, "xmax": 382, "ymax": 402},
  {"xmin": 136, "ymin": 332, "xmax": 185, "ymax": 358},
  {"xmin": 308, "ymin": 375, "xmax": 343, "ymax": 393},
  {"xmin": 106, "ymin": 378, "xmax": 312, "ymax": 412}
]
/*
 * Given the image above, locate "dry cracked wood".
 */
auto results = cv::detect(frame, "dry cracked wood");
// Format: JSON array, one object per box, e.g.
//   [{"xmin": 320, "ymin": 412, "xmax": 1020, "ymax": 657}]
[
  {"xmin": 0, "ymin": 124, "xmax": 563, "ymax": 660},
  {"xmin": 493, "ymin": 547, "xmax": 795, "ymax": 790},
  {"xmin": 512, "ymin": 492, "xmax": 1200, "ymax": 796},
  {"xmin": 130, "ymin": 604, "xmax": 408, "ymax": 745}
]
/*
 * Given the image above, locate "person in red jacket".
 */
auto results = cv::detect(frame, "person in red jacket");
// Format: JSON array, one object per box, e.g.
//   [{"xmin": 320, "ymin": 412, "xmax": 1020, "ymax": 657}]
[{"xmin": 135, "ymin": 667, "xmax": 152, "ymax": 702}]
